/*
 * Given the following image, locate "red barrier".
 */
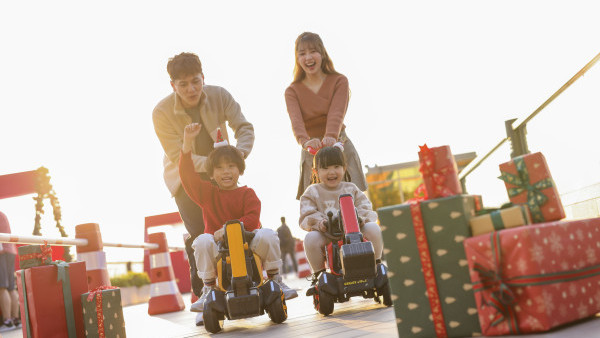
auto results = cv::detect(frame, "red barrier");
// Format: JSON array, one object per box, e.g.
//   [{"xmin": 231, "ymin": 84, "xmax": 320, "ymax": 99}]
[
  {"xmin": 295, "ymin": 240, "xmax": 311, "ymax": 278},
  {"xmin": 0, "ymin": 170, "xmax": 37, "ymax": 199},
  {"xmin": 143, "ymin": 212, "xmax": 191, "ymax": 295},
  {"xmin": 75, "ymin": 223, "xmax": 111, "ymax": 290}
]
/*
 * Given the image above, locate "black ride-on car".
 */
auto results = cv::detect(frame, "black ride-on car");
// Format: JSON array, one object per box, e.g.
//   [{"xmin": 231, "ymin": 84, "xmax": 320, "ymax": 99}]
[{"xmin": 308, "ymin": 194, "xmax": 392, "ymax": 316}]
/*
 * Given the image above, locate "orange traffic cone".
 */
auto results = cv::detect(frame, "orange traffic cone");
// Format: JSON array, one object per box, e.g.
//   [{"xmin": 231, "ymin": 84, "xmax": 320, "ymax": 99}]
[
  {"xmin": 295, "ymin": 240, "xmax": 311, "ymax": 278},
  {"xmin": 75, "ymin": 223, "xmax": 111, "ymax": 290},
  {"xmin": 147, "ymin": 232, "xmax": 185, "ymax": 315}
]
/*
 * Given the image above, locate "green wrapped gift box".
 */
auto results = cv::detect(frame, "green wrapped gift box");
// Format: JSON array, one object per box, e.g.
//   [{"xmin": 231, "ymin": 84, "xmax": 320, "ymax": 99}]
[
  {"xmin": 81, "ymin": 287, "xmax": 126, "ymax": 338},
  {"xmin": 18, "ymin": 244, "xmax": 53, "ymax": 269},
  {"xmin": 377, "ymin": 195, "xmax": 481, "ymax": 337}
]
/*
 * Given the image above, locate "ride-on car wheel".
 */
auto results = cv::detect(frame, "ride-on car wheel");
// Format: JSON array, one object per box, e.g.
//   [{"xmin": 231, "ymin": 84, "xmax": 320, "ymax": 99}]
[
  {"xmin": 380, "ymin": 282, "xmax": 393, "ymax": 307},
  {"xmin": 317, "ymin": 289, "xmax": 334, "ymax": 316},
  {"xmin": 203, "ymin": 304, "xmax": 223, "ymax": 333},
  {"xmin": 267, "ymin": 292, "xmax": 288, "ymax": 324}
]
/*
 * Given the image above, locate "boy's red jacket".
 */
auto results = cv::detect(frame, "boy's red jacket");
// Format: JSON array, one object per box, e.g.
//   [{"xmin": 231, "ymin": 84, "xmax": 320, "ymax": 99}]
[{"xmin": 179, "ymin": 151, "xmax": 261, "ymax": 234}]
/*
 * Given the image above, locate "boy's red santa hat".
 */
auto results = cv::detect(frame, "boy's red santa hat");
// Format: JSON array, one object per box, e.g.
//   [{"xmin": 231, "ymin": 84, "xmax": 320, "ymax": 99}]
[{"xmin": 214, "ymin": 128, "xmax": 229, "ymax": 148}]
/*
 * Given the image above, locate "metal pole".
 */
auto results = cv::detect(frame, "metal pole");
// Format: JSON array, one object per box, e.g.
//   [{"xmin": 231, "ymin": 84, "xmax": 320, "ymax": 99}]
[
  {"xmin": 0, "ymin": 233, "xmax": 88, "ymax": 247},
  {"xmin": 458, "ymin": 51, "xmax": 600, "ymax": 182},
  {"xmin": 512, "ymin": 52, "xmax": 600, "ymax": 130},
  {"xmin": 103, "ymin": 241, "xmax": 160, "ymax": 250},
  {"xmin": 0, "ymin": 234, "xmax": 186, "ymax": 251},
  {"xmin": 505, "ymin": 118, "xmax": 530, "ymax": 158}
]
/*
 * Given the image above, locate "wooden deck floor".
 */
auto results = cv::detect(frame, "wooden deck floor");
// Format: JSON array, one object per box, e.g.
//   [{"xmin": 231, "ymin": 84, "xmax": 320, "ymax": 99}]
[{"xmin": 2, "ymin": 275, "xmax": 600, "ymax": 337}]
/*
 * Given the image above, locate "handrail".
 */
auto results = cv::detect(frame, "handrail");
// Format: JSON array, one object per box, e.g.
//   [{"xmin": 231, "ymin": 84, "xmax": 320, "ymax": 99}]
[
  {"xmin": 0, "ymin": 233, "xmax": 185, "ymax": 251},
  {"xmin": 458, "ymin": 51, "xmax": 600, "ymax": 182}
]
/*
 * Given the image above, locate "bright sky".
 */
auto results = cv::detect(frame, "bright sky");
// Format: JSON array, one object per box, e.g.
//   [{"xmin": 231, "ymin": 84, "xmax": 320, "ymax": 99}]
[{"xmin": 1, "ymin": 1, "xmax": 599, "ymax": 263}]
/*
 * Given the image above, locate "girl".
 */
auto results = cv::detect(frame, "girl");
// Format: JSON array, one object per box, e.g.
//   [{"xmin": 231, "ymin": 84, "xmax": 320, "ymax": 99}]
[
  {"xmin": 285, "ymin": 32, "xmax": 368, "ymax": 200},
  {"xmin": 299, "ymin": 145, "xmax": 383, "ymax": 288}
]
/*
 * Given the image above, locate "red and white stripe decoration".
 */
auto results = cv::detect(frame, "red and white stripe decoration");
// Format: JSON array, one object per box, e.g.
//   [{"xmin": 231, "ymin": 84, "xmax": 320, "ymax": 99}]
[
  {"xmin": 75, "ymin": 223, "xmax": 111, "ymax": 291},
  {"xmin": 295, "ymin": 240, "xmax": 311, "ymax": 278},
  {"xmin": 147, "ymin": 232, "xmax": 185, "ymax": 315}
]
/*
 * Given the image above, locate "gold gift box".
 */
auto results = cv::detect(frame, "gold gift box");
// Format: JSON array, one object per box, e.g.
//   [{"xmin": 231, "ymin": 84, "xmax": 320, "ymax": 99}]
[{"xmin": 469, "ymin": 204, "xmax": 531, "ymax": 236}]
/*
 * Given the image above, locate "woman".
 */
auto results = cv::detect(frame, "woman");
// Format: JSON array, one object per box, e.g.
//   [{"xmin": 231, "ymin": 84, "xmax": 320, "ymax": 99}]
[{"xmin": 285, "ymin": 32, "xmax": 367, "ymax": 199}]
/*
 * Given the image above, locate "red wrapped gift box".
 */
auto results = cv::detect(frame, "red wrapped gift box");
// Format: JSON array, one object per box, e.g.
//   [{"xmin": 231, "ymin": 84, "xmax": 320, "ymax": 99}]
[
  {"xmin": 418, "ymin": 144, "xmax": 462, "ymax": 199},
  {"xmin": 499, "ymin": 152, "xmax": 565, "ymax": 223},
  {"xmin": 464, "ymin": 218, "xmax": 600, "ymax": 335},
  {"xmin": 16, "ymin": 261, "xmax": 87, "ymax": 338}
]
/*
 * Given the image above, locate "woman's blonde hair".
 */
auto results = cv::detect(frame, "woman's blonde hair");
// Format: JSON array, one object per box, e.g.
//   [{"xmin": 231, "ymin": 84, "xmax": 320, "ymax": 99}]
[{"xmin": 292, "ymin": 32, "xmax": 340, "ymax": 83}]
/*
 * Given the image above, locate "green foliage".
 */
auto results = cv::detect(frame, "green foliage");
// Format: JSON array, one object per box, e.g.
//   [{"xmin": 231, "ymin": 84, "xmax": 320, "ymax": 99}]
[{"xmin": 110, "ymin": 271, "xmax": 151, "ymax": 288}]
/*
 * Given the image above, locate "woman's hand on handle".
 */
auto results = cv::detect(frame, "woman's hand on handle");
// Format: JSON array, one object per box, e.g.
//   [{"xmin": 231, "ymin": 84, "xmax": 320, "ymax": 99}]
[
  {"xmin": 303, "ymin": 138, "xmax": 322, "ymax": 152},
  {"xmin": 321, "ymin": 136, "xmax": 336, "ymax": 148}
]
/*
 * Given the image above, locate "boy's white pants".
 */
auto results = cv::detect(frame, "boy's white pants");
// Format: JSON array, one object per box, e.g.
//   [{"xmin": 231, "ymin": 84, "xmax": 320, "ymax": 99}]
[
  {"xmin": 192, "ymin": 228, "xmax": 282, "ymax": 281},
  {"xmin": 303, "ymin": 222, "xmax": 383, "ymax": 273}
]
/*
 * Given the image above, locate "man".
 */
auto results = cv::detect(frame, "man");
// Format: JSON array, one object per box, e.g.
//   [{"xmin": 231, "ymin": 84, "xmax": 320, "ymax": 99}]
[
  {"xmin": 277, "ymin": 217, "xmax": 297, "ymax": 274},
  {"xmin": 153, "ymin": 52, "xmax": 254, "ymax": 325}
]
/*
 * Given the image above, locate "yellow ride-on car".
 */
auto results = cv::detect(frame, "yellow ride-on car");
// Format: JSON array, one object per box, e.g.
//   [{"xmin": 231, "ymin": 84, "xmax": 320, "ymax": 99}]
[{"xmin": 202, "ymin": 220, "xmax": 287, "ymax": 333}]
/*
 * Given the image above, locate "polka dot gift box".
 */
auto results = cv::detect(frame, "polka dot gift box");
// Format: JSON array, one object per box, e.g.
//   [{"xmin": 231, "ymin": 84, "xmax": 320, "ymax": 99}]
[
  {"xmin": 378, "ymin": 195, "xmax": 482, "ymax": 337},
  {"xmin": 464, "ymin": 218, "xmax": 600, "ymax": 335},
  {"xmin": 81, "ymin": 286, "xmax": 127, "ymax": 338}
]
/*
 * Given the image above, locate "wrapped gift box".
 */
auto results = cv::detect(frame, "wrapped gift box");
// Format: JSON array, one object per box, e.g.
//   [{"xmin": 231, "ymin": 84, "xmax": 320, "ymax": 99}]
[
  {"xmin": 464, "ymin": 218, "xmax": 600, "ymax": 335},
  {"xmin": 17, "ymin": 261, "xmax": 87, "ymax": 338},
  {"xmin": 469, "ymin": 205, "xmax": 531, "ymax": 236},
  {"xmin": 499, "ymin": 152, "xmax": 565, "ymax": 223},
  {"xmin": 18, "ymin": 244, "xmax": 52, "ymax": 269},
  {"xmin": 418, "ymin": 144, "xmax": 463, "ymax": 199},
  {"xmin": 82, "ymin": 287, "xmax": 126, "ymax": 338},
  {"xmin": 378, "ymin": 195, "xmax": 481, "ymax": 337}
]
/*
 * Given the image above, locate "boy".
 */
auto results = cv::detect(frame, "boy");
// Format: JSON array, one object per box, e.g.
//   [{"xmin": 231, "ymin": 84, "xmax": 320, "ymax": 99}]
[{"xmin": 179, "ymin": 123, "xmax": 297, "ymax": 319}]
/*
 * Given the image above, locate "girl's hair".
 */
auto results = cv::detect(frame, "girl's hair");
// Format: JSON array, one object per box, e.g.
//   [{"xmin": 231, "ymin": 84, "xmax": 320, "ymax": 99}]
[
  {"xmin": 206, "ymin": 145, "xmax": 245, "ymax": 176},
  {"xmin": 292, "ymin": 32, "xmax": 340, "ymax": 83},
  {"xmin": 310, "ymin": 146, "xmax": 351, "ymax": 184}
]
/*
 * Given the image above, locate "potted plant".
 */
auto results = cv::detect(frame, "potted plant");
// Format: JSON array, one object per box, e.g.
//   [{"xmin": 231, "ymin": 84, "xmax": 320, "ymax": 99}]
[{"xmin": 110, "ymin": 271, "xmax": 151, "ymax": 306}]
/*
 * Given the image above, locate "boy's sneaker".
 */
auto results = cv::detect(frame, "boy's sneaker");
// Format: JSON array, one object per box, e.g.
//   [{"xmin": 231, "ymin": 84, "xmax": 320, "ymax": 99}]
[
  {"xmin": 190, "ymin": 285, "xmax": 215, "ymax": 313},
  {"xmin": 12, "ymin": 318, "xmax": 21, "ymax": 327},
  {"xmin": 274, "ymin": 275, "xmax": 298, "ymax": 300},
  {"xmin": 305, "ymin": 272, "xmax": 320, "ymax": 296},
  {"xmin": 2, "ymin": 319, "xmax": 13, "ymax": 328}
]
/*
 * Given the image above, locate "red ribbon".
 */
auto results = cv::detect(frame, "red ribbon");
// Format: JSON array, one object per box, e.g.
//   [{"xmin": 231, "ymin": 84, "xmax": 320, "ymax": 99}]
[
  {"xmin": 19, "ymin": 241, "xmax": 52, "ymax": 262},
  {"xmin": 419, "ymin": 144, "xmax": 455, "ymax": 198},
  {"xmin": 86, "ymin": 285, "xmax": 118, "ymax": 338},
  {"xmin": 409, "ymin": 201, "xmax": 448, "ymax": 337}
]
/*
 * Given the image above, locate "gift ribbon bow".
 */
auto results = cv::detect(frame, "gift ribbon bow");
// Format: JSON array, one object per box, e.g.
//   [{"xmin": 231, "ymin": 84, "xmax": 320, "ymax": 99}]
[
  {"xmin": 19, "ymin": 241, "xmax": 52, "ymax": 262},
  {"xmin": 472, "ymin": 231, "xmax": 600, "ymax": 334},
  {"xmin": 419, "ymin": 144, "xmax": 455, "ymax": 198},
  {"xmin": 498, "ymin": 157, "xmax": 554, "ymax": 223},
  {"xmin": 87, "ymin": 285, "xmax": 119, "ymax": 338},
  {"xmin": 472, "ymin": 232, "xmax": 520, "ymax": 334},
  {"xmin": 409, "ymin": 201, "xmax": 448, "ymax": 337},
  {"xmin": 52, "ymin": 260, "xmax": 77, "ymax": 338}
]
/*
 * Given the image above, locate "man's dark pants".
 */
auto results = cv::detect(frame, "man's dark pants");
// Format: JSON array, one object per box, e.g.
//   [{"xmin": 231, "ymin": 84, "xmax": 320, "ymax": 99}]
[{"xmin": 175, "ymin": 187, "xmax": 205, "ymax": 297}]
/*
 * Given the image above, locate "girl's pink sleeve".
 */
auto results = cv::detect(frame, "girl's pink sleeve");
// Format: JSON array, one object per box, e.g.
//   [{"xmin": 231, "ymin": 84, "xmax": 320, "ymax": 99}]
[
  {"xmin": 325, "ymin": 75, "xmax": 349, "ymax": 139},
  {"xmin": 179, "ymin": 150, "xmax": 213, "ymax": 208},
  {"xmin": 285, "ymin": 86, "xmax": 310, "ymax": 146},
  {"xmin": 239, "ymin": 188, "xmax": 261, "ymax": 231}
]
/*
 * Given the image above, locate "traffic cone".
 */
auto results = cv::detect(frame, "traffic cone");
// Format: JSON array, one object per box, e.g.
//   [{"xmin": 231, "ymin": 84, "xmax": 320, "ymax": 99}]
[
  {"xmin": 295, "ymin": 239, "xmax": 311, "ymax": 278},
  {"xmin": 75, "ymin": 223, "xmax": 111, "ymax": 290},
  {"xmin": 147, "ymin": 232, "xmax": 185, "ymax": 315}
]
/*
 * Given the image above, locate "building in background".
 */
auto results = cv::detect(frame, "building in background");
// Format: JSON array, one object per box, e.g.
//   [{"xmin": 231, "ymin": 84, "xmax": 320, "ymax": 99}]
[{"xmin": 365, "ymin": 152, "xmax": 477, "ymax": 210}]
